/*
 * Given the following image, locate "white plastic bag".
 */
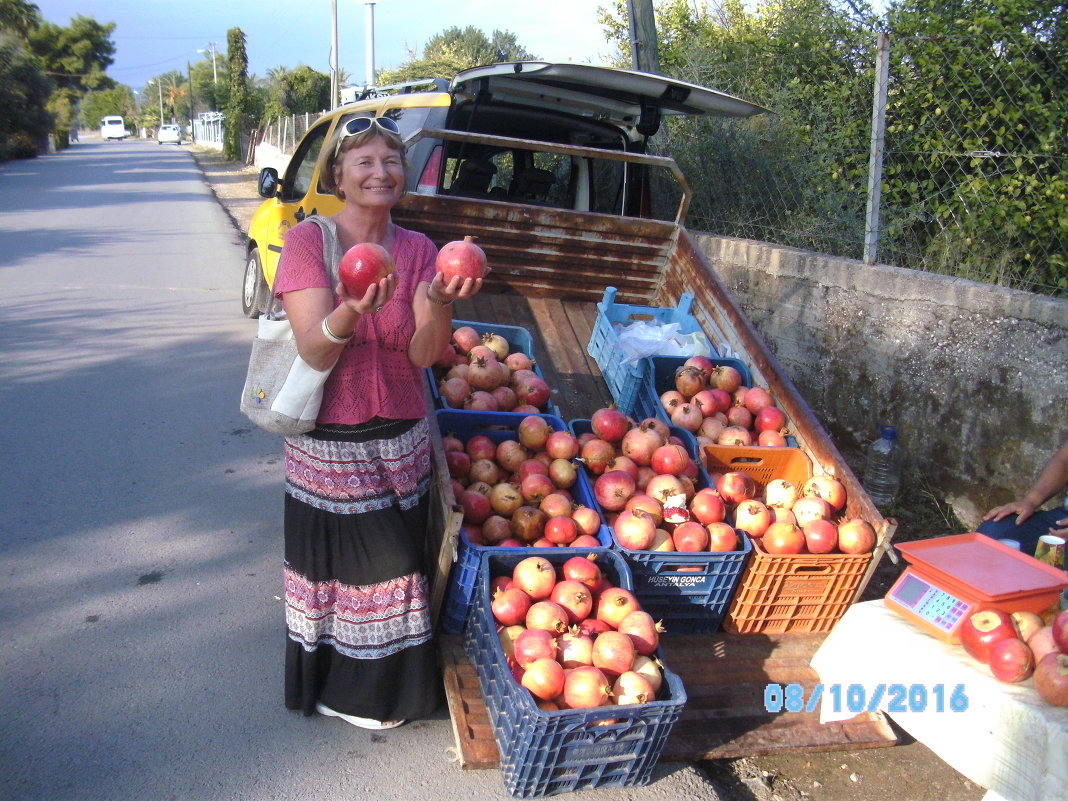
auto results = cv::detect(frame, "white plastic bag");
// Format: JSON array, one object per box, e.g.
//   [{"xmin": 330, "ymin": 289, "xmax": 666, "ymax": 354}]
[{"xmin": 614, "ymin": 321, "xmax": 714, "ymax": 364}]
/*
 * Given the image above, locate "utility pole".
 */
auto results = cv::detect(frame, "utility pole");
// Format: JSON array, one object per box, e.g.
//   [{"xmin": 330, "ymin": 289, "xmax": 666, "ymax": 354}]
[
  {"xmin": 187, "ymin": 61, "xmax": 195, "ymax": 125},
  {"xmin": 207, "ymin": 42, "xmax": 218, "ymax": 84},
  {"xmin": 148, "ymin": 79, "xmax": 164, "ymax": 125},
  {"xmin": 330, "ymin": 0, "xmax": 340, "ymax": 108},
  {"xmin": 627, "ymin": 0, "xmax": 661, "ymax": 74},
  {"xmin": 364, "ymin": 1, "xmax": 376, "ymax": 89}
]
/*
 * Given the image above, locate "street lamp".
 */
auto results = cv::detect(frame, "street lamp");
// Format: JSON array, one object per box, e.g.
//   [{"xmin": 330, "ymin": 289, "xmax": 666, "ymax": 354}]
[
  {"xmin": 197, "ymin": 42, "xmax": 218, "ymax": 85},
  {"xmin": 147, "ymin": 79, "xmax": 164, "ymax": 124}
]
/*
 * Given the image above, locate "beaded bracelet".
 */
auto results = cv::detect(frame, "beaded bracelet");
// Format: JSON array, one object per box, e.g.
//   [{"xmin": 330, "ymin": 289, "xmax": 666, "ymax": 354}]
[{"xmin": 322, "ymin": 317, "xmax": 353, "ymax": 344}]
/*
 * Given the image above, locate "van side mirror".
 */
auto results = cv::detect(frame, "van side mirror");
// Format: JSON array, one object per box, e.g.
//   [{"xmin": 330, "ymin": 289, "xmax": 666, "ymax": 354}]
[{"xmin": 257, "ymin": 168, "xmax": 280, "ymax": 199}]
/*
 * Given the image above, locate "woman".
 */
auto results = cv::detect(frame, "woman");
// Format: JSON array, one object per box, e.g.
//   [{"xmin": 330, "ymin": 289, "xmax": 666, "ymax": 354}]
[{"xmin": 272, "ymin": 116, "xmax": 483, "ymax": 729}]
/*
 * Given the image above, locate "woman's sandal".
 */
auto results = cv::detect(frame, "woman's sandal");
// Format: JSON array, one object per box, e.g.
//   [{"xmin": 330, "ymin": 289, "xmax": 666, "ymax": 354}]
[{"xmin": 316, "ymin": 702, "xmax": 405, "ymax": 730}]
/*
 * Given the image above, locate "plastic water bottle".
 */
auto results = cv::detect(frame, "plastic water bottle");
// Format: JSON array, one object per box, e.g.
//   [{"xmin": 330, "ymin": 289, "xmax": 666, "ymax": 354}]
[{"xmin": 863, "ymin": 425, "xmax": 903, "ymax": 508}]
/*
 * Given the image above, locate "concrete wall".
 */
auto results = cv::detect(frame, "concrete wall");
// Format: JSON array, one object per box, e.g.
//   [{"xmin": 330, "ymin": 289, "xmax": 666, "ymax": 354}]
[{"xmin": 693, "ymin": 234, "xmax": 1068, "ymax": 527}]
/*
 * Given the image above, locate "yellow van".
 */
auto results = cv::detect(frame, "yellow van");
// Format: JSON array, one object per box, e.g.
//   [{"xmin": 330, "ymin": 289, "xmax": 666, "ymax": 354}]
[{"xmin": 241, "ymin": 62, "xmax": 764, "ymax": 317}]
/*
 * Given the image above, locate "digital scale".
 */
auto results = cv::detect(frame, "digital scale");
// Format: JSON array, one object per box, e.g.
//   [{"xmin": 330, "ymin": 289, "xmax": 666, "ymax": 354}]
[{"xmin": 885, "ymin": 532, "xmax": 1068, "ymax": 643}]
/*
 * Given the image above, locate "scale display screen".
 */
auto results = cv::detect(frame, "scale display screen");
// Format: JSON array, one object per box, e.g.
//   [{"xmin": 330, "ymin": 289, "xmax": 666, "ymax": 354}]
[{"xmin": 886, "ymin": 571, "xmax": 972, "ymax": 636}]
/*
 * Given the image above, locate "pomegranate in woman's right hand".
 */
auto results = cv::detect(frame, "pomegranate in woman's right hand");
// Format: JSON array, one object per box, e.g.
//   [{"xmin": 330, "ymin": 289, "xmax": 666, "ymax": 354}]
[{"xmin": 339, "ymin": 242, "xmax": 394, "ymax": 297}]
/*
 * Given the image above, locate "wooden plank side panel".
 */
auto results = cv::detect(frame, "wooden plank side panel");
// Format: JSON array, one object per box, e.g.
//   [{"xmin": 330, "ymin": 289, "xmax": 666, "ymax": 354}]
[
  {"xmin": 425, "ymin": 385, "xmax": 464, "ymax": 630},
  {"xmin": 439, "ymin": 636, "xmax": 500, "ymax": 770},
  {"xmin": 394, "ymin": 195, "xmax": 672, "ymax": 303},
  {"xmin": 660, "ymin": 233, "xmax": 897, "ymax": 600},
  {"xmin": 660, "ymin": 632, "xmax": 897, "ymax": 760}
]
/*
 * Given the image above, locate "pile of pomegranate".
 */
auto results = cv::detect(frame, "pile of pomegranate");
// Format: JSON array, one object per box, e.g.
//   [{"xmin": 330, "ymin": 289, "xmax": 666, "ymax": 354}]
[
  {"xmin": 660, "ymin": 357, "xmax": 788, "ymax": 448},
  {"xmin": 433, "ymin": 326, "xmax": 553, "ymax": 413},
  {"xmin": 445, "ymin": 415, "xmax": 604, "ymax": 548},
  {"xmin": 712, "ymin": 472, "xmax": 878, "ymax": 556},
  {"xmin": 572, "ymin": 406, "xmax": 719, "ymax": 553},
  {"xmin": 490, "ymin": 554, "xmax": 668, "ymax": 709},
  {"xmin": 959, "ymin": 607, "xmax": 1068, "ymax": 705},
  {"xmin": 576, "ymin": 405, "xmax": 875, "ymax": 556}
]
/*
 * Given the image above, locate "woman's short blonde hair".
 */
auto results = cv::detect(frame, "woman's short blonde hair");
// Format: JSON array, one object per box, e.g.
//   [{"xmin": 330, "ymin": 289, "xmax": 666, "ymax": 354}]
[{"xmin": 317, "ymin": 117, "xmax": 407, "ymax": 199}]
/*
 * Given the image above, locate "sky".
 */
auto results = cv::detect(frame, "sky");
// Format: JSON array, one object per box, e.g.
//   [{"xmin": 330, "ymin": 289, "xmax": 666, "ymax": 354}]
[{"xmin": 36, "ymin": 0, "xmax": 621, "ymax": 94}]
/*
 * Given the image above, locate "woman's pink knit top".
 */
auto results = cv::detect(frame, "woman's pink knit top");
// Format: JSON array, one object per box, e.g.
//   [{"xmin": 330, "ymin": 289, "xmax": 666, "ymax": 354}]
[{"xmin": 272, "ymin": 219, "xmax": 438, "ymax": 425}]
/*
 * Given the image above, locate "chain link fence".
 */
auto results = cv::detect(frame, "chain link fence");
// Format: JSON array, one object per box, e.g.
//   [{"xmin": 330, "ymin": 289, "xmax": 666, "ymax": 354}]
[
  {"xmin": 659, "ymin": 31, "xmax": 1066, "ymax": 297},
  {"xmin": 247, "ymin": 110, "xmax": 327, "ymax": 166}
]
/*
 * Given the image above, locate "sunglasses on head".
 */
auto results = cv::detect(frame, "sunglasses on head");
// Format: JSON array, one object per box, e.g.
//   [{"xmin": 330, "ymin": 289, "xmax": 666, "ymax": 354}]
[{"xmin": 334, "ymin": 116, "xmax": 402, "ymax": 156}]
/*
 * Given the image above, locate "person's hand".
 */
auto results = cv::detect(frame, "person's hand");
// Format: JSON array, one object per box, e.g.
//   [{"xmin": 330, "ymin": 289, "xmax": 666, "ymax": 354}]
[
  {"xmin": 1050, "ymin": 515, "xmax": 1068, "ymax": 538},
  {"xmin": 336, "ymin": 273, "xmax": 397, "ymax": 314},
  {"xmin": 428, "ymin": 273, "xmax": 484, "ymax": 305},
  {"xmin": 982, "ymin": 499, "xmax": 1038, "ymax": 526}
]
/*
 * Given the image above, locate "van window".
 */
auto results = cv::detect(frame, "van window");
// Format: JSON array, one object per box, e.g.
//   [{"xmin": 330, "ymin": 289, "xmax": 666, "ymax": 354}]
[{"xmin": 282, "ymin": 121, "xmax": 330, "ymax": 202}]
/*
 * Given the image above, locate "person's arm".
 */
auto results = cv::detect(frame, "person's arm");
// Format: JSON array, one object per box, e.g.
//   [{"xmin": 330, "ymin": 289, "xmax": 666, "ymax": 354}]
[
  {"xmin": 983, "ymin": 441, "xmax": 1068, "ymax": 528},
  {"xmin": 409, "ymin": 272, "xmax": 483, "ymax": 368},
  {"xmin": 282, "ymin": 275, "xmax": 395, "ymax": 370}
]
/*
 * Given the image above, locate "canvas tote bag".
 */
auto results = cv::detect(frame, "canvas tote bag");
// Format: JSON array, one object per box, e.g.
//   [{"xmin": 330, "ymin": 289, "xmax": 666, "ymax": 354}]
[{"xmin": 239, "ymin": 215, "xmax": 343, "ymax": 436}]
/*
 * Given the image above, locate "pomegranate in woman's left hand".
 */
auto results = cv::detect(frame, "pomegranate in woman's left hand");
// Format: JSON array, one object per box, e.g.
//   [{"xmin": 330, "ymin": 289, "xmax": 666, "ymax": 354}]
[{"xmin": 436, "ymin": 235, "xmax": 488, "ymax": 279}]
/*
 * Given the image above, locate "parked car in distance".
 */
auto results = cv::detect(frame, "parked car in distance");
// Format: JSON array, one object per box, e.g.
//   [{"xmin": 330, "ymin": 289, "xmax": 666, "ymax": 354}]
[
  {"xmin": 157, "ymin": 124, "xmax": 183, "ymax": 145},
  {"xmin": 100, "ymin": 115, "xmax": 127, "ymax": 140},
  {"xmin": 242, "ymin": 61, "xmax": 766, "ymax": 317}
]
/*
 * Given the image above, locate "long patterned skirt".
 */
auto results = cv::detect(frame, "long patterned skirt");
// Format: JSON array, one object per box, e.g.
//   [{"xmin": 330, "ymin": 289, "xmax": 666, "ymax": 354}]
[{"xmin": 282, "ymin": 417, "xmax": 442, "ymax": 722}]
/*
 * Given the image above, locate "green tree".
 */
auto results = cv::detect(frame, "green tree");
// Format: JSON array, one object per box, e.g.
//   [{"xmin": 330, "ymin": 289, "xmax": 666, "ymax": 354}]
[
  {"xmin": 28, "ymin": 14, "xmax": 114, "ymax": 92},
  {"xmin": 1, "ymin": 4, "xmax": 118, "ymax": 154},
  {"xmin": 376, "ymin": 26, "xmax": 535, "ymax": 85},
  {"xmin": 270, "ymin": 64, "xmax": 331, "ymax": 115},
  {"xmin": 224, "ymin": 27, "xmax": 252, "ymax": 161},
  {"xmin": 602, "ymin": 0, "xmax": 879, "ymax": 253},
  {"xmin": 0, "ymin": 0, "xmax": 39, "ymax": 39},
  {"xmin": 0, "ymin": 32, "xmax": 52, "ymax": 158},
  {"xmin": 881, "ymin": 0, "xmax": 1067, "ymax": 291},
  {"xmin": 80, "ymin": 85, "xmax": 135, "ymax": 129}
]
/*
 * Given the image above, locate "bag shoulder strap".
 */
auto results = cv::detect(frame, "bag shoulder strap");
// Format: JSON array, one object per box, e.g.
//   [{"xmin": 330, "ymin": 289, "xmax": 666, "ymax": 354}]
[{"xmin": 304, "ymin": 214, "xmax": 342, "ymax": 285}]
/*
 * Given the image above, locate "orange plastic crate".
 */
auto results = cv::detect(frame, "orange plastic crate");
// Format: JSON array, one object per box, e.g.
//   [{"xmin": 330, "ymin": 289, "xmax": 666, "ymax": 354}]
[
  {"xmin": 723, "ymin": 538, "xmax": 871, "ymax": 634},
  {"xmin": 702, "ymin": 445, "xmax": 813, "ymax": 494}
]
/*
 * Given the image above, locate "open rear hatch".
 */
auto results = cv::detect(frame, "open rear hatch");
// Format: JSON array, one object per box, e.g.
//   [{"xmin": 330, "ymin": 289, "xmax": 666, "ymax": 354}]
[{"xmin": 451, "ymin": 61, "xmax": 768, "ymax": 137}]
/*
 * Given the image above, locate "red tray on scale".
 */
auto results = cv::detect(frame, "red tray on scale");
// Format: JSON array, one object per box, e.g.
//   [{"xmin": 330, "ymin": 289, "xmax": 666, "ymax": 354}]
[{"xmin": 885, "ymin": 532, "xmax": 1067, "ymax": 642}]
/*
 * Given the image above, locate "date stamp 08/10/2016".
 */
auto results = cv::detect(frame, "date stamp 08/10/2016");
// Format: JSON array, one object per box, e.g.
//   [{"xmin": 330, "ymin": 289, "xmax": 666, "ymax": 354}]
[{"xmin": 764, "ymin": 683, "xmax": 970, "ymax": 715}]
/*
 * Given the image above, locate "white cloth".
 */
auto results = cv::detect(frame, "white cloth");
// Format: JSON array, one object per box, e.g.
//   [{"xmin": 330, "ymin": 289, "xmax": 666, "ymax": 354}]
[{"xmin": 811, "ymin": 600, "xmax": 1067, "ymax": 801}]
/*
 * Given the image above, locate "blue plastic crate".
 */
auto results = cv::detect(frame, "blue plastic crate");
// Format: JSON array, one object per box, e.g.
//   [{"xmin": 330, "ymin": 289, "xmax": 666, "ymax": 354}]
[
  {"xmin": 631, "ymin": 355, "xmax": 752, "ymax": 425},
  {"xmin": 618, "ymin": 536, "xmax": 753, "ymax": 634},
  {"xmin": 427, "ymin": 319, "xmax": 560, "ymax": 418},
  {"xmin": 634, "ymin": 356, "xmax": 798, "ymax": 448},
  {"xmin": 586, "ymin": 287, "xmax": 705, "ymax": 418},
  {"xmin": 435, "ymin": 410, "xmax": 609, "ymax": 635},
  {"xmin": 571, "ymin": 417, "xmax": 752, "ymax": 633},
  {"xmin": 463, "ymin": 549, "xmax": 687, "ymax": 799}
]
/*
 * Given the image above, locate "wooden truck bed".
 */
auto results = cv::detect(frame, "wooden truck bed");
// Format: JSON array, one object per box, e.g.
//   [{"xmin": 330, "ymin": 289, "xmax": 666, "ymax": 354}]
[{"xmin": 428, "ymin": 290, "xmax": 898, "ymax": 767}]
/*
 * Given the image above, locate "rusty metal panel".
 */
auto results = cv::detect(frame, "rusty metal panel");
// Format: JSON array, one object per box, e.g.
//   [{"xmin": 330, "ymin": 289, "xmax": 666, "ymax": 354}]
[{"xmin": 394, "ymin": 194, "xmax": 672, "ymax": 303}]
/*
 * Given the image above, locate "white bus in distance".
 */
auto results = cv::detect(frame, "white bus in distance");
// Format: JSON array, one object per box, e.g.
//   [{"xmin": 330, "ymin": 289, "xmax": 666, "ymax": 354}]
[{"xmin": 100, "ymin": 116, "xmax": 127, "ymax": 140}]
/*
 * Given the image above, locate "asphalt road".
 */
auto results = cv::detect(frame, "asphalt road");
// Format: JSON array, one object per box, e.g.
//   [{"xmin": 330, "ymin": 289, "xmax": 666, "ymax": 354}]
[{"xmin": 0, "ymin": 139, "xmax": 725, "ymax": 801}]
